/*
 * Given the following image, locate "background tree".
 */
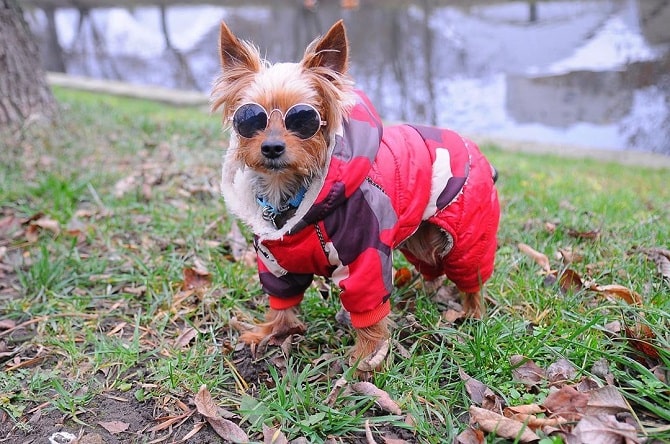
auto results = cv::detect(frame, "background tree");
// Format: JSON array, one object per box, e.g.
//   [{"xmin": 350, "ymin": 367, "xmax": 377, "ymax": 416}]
[{"xmin": 0, "ymin": 0, "xmax": 56, "ymax": 128}]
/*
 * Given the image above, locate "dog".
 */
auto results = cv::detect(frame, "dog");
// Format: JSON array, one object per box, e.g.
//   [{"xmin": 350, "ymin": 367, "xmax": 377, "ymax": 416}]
[{"xmin": 211, "ymin": 20, "xmax": 500, "ymax": 375}]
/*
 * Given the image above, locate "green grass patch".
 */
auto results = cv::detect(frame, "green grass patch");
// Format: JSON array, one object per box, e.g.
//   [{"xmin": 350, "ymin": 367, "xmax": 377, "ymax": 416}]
[{"xmin": 0, "ymin": 88, "xmax": 668, "ymax": 443}]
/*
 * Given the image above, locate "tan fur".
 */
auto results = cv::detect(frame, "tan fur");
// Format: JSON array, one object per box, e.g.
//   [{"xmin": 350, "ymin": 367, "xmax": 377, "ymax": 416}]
[
  {"xmin": 211, "ymin": 21, "xmax": 355, "ymax": 208},
  {"xmin": 401, "ymin": 222, "xmax": 453, "ymax": 270},
  {"xmin": 238, "ymin": 307, "xmax": 305, "ymax": 344},
  {"xmin": 350, "ymin": 318, "xmax": 390, "ymax": 361}
]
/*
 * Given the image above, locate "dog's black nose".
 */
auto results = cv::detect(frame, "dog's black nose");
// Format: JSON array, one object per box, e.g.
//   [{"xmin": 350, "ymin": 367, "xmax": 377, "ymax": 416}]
[{"xmin": 261, "ymin": 140, "xmax": 286, "ymax": 159}]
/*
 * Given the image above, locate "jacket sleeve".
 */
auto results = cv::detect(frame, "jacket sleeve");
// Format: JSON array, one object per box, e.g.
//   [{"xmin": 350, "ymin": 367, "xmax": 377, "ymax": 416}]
[
  {"xmin": 257, "ymin": 253, "xmax": 312, "ymax": 310},
  {"xmin": 324, "ymin": 183, "xmax": 396, "ymax": 328}
]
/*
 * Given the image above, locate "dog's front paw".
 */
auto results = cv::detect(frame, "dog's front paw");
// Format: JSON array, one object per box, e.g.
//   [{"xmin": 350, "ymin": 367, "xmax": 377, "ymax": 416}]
[
  {"xmin": 350, "ymin": 338, "xmax": 390, "ymax": 380},
  {"xmin": 233, "ymin": 307, "xmax": 306, "ymax": 349},
  {"xmin": 349, "ymin": 319, "xmax": 391, "ymax": 379},
  {"xmin": 462, "ymin": 291, "xmax": 484, "ymax": 319}
]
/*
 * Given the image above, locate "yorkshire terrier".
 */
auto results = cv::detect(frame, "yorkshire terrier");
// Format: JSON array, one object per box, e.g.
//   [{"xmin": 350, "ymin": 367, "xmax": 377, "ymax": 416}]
[{"xmin": 211, "ymin": 20, "xmax": 500, "ymax": 375}]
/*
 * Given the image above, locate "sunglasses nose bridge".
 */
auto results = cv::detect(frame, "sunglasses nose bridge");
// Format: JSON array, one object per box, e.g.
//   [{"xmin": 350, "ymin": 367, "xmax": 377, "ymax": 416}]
[
  {"xmin": 267, "ymin": 108, "xmax": 285, "ymax": 124},
  {"xmin": 265, "ymin": 109, "xmax": 286, "ymax": 134}
]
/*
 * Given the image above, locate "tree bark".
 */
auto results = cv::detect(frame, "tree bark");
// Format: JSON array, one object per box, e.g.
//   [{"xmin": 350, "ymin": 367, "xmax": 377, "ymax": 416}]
[{"xmin": 0, "ymin": 0, "xmax": 57, "ymax": 128}]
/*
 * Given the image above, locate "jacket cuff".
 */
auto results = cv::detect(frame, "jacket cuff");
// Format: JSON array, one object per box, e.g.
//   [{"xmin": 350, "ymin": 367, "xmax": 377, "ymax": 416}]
[
  {"xmin": 269, "ymin": 294, "xmax": 304, "ymax": 310},
  {"xmin": 349, "ymin": 300, "xmax": 391, "ymax": 328}
]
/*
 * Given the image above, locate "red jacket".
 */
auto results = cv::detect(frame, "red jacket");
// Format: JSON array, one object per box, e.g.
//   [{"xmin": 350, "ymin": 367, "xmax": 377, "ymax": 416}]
[{"xmin": 221, "ymin": 91, "xmax": 500, "ymax": 328}]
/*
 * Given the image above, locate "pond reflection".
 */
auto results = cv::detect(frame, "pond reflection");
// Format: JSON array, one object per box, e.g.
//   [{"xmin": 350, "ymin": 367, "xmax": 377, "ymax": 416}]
[{"xmin": 26, "ymin": 0, "xmax": 670, "ymax": 153}]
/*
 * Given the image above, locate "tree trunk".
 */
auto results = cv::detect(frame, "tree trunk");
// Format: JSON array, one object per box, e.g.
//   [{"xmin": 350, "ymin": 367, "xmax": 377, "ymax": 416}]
[{"xmin": 0, "ymin": 0, "xmax": 57, "ymax": 128}]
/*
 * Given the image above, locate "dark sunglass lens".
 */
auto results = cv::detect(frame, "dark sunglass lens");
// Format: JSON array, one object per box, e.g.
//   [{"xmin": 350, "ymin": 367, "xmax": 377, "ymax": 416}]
[
  {"xmin": 233, "ymin": 104, "xmax": 267, "ymax": 138},
  {"xmin": 284, "ymin": 105, "xmax": 321, "ymax": 139}
]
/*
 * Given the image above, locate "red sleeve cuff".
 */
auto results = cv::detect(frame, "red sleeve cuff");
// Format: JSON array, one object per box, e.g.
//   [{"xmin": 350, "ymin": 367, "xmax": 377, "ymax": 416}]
[
  {"xmin": 349, "ymin": 300, "xmax": 391, "ymax": 328},
  {"xmin": 269, "ymin": 294, "xmax": 304, "ymax": 310}
]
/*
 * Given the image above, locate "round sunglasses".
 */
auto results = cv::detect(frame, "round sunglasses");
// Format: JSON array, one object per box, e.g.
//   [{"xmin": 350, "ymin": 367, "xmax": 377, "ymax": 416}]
[{"xmin": 230, "ymin": 102, "xmax": 327, "ymax": 140}]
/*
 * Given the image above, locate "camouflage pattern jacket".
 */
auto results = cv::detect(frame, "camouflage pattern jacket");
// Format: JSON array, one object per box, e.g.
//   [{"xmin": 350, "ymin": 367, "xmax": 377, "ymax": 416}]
[{"xmin": 221, "ymin": 91, "xmax": 500, "ymax": 328}]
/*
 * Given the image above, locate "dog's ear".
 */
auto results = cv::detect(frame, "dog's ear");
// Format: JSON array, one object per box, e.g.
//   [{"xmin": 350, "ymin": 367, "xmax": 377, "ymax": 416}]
[
  {"xmin": 302, "ymin": 20, "xmax": 348, "ymax": 75},
  {"xmin": 218, "ymin": 21, "xmax": 261, "ymax": 73}
]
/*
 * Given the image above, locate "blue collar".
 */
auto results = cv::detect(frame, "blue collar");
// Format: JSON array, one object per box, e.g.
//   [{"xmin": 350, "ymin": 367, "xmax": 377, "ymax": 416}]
[{"xmin": 257, "ymin": 186, "xmax": 307, "ymax": 225}]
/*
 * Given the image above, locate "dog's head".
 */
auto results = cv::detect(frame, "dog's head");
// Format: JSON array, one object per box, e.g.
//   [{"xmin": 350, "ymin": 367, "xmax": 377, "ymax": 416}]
[{"xmin": 211, "ymin": 20, "xmax": 355, "ymax": 188}]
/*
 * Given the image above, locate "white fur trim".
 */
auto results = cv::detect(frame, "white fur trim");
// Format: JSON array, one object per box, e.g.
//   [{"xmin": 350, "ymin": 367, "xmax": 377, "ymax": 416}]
[{"xmin": 220, "ymin": 125, "xmax": 344, "ymax": 241}]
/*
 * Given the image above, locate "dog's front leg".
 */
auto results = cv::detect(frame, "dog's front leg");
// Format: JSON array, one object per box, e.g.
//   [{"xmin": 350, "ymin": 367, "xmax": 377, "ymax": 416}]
[
  {"xmin": 461, "ymin": 291, "xmax": 484, "ymax": 319},
  {"xmin": 349, "ymin": 317, "xmax": 391, "ymax": 379},
  {"xmin": 238, "ymin": 307, "xmax": 306, "ymax": 346}
]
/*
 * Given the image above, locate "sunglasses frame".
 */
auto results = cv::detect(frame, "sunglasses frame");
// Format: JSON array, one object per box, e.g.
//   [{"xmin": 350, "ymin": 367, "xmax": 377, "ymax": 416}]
[{"xmin": 229, "ymin": 102, "xmax": 327, "ymax": 140}]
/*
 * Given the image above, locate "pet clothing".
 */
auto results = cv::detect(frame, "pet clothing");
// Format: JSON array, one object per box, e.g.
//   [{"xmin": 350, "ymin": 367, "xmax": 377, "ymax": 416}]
[{"xmin": 221, "ymin": 90, "xmax": 500, "ymax": 328}]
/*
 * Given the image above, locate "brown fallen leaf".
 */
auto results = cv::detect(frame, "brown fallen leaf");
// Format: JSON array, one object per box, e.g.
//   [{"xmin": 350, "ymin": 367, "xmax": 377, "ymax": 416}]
[
  {"xmin": 182, "ymin": 266, "xmax": 212, "ymax": 292},
  {"xmin": 174, "ymin": 326, "xmax": 199, "ymax": 348},
  {"xmin": 592, "ymin": 284, "xmax": 642, "ymax": 306},
  {"xmin": 571, "ymin": 414, "xmax": 640, "ymax": 444},
  {"xmin": 194, "ymin": 385, "xmax": 248, "ymax": 443},
  {"xmin": 542, "ymin": 385, "xmax": 589, "ymax": 421},
  {"xmin": 0, "ymin": 319, "xmax": 17, "ymax": 330},
  {"xmin": 113, "ymin": 174, "xmax": 139, "ymax": 197},
  {"xmin": 32, "ymin": 216, "xmax": 61, "ymax": 235},
  {"xmin": 98, "ymin": 420, "xmax": 130, "ymax": 434},
  {"xmin": 517, "ymin": 243, "xmax": 551, "ymax": 273},
  {"xmin": 558, "ymin": 247, "xmax": 583, "ymax": 264},
  {"xmin": 567, "ymin": 228, "xmax": 600, "ymax": 240},
  {"xmin": 510, "ymin": 355, "xmax": 546, "ymax": 386},
  {"xmin": 503, "ymin": 406, "xmax": 571, "ymax": 430},
  {"xmin": 546, "ymin": 358, "xmax": 577, "ymax": 385},
  {"xmin": 443, "ymin": 309, "xmax": 466, "ymax": 324},
  {"xmin": 325, "ymin": 376, "xmax": 349, "ymax": 407},
  {"xmin": 624, "ymin": 323, "xmax": 660, "ymax": 360},
  {"xmin": 147, "ymin": 412, "xmax": 193, "ymax": 433},
  {"xmin": 469, "ymin": 406, "xmax": 540, "ymax": 442},
  {"xmin": 356, "ymin": 340, "xmax": 390, "ymax": 373},
  {"xmin": 456, "ymin": 426, "xmax": 485, "ymax": 444},
  {"xmin": 180, "ymin": 421, "xmax": 206, "ymax": 441},
  {"xmin": 351, "ymin": 381, "xmax": 402, "ymax": 415},
  {"xmin": 262, "ymin": 424, "xmax": 289, "ymax": 444},
  {"xmin": 393, "ymin": 267, "xmax": 412, "ymax": 287},
  {"xmin": 459, "ymin": 368, "xmax": 504, "ymax": 412},
  {"xmin": 583, "ymin": 386, "xmax": 631, "ymax": 416},
  {"xmin": 506, "ymin": 404, "xmax": 544, "ymax": 416},
  {"xmin": 558, "ymin": 269, "xmax": 584, "ymax": 294},
  {"xmin": 638, "ymin": 247, "xmax": 670, "ymax": 281}
]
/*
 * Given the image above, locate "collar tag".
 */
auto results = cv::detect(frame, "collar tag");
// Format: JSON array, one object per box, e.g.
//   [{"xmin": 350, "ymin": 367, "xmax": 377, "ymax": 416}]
[{"xmin": 257, "ymin": 186, "xmax": 307, "ymax": 227}]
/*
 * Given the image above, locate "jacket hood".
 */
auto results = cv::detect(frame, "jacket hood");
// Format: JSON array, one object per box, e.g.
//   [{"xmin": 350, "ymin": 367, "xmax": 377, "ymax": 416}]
[{"xmin": 221, "ymin": 90, "xmax": 383, "ymax": 239}]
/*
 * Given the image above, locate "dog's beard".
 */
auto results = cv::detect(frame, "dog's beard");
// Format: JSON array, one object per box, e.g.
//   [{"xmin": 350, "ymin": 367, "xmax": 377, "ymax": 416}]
[{"xmin": 235, "ymin": 135, "xmax": 328, "ymax": 209}]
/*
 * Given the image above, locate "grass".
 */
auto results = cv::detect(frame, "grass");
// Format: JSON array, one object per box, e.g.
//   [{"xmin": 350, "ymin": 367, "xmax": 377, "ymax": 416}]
[{"xmin": 0, "ymin": 87, "xmax": 668, "ymax": 443}]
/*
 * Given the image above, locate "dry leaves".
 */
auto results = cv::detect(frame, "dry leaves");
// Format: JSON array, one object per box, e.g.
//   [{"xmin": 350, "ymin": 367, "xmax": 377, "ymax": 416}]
[
  {"xmin": 393, "ymin": 267, "xmax": 412, "ymax": 287},
  {"xmin": 459, "ymin": 368, "xmax": 504, "ymax": 413},
  {"xmin": 194, "ymin": 385, "xmax": 248, "ymax": 443},
  {"xmin": 350, "ymin": 381, "xmax": 402, "ymax": 416},
  {"xmin": 516, "ymin": 242, "xmax": 668, "ymax": 365},
  {"xmin": 460, "ymin": 354, "xmax": 644, "ymax": 443},
  {"xmin": 517, "ymin": 243, "xmax": 552, "ymax": 273},
  {"xmin": 590, "ymin": 284, "xmax": 643, "ymax": 306},
  {"xmin": 469, "ymin": 406, "xmax": 541, "ymax": 442},
  {"xmin": 510, "ymin": 355, "xmax": 546, "ymax": 387},
  {"xmin": 181, "ymin": 264, "xmax": 212, "ymax": 292},
  {"xmin": 636, "ymin": 247, "xmax": 670, "ymax": 281},
  {"xmin": 97, "ymin": 420, "xmax": 130, "ymax": 434}
]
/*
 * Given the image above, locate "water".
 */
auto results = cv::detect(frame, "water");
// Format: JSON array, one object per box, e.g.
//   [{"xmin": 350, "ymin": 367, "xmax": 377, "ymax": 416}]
[{"xmin": 25, "ymin": 0, "xmax": 670, "ymax": 154}]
